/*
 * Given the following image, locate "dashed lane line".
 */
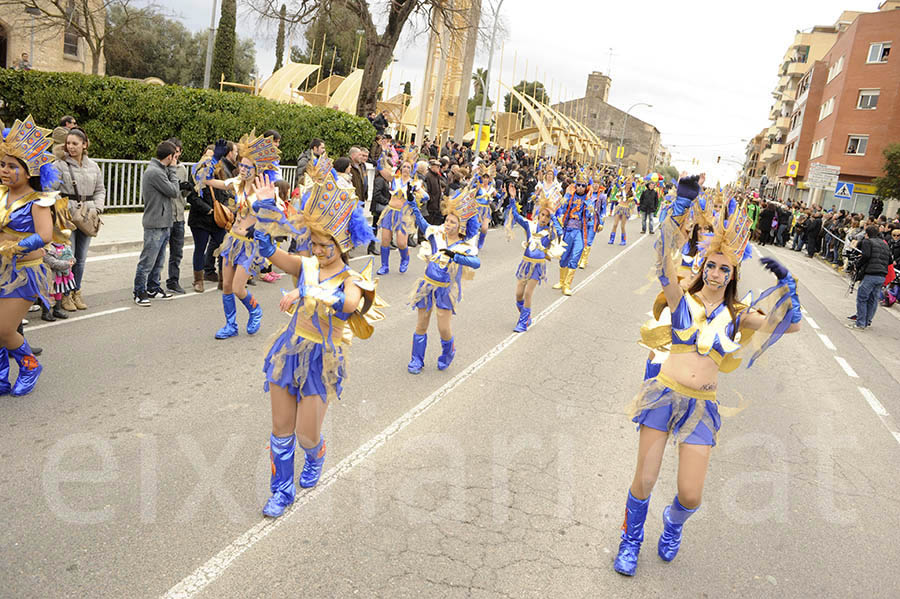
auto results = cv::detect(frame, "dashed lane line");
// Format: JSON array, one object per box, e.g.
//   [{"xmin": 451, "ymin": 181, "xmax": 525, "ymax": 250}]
[
  {"xmin": 857, "ymin": 387, "xmax": 900, "ymax": 448},
  {"xmin": 834, "ymin": 355, "xmax": 859, "ymax": 378},
  {"xmin": 816, "ymin": 332, "xmax": 836, "ymax": 351},
  {"xmin": 804, "ymin": 315, "xmax": 820, "ymax": 330},
  {"xmin": 160, "ymin": 237, "xmax": 648, "ymax": 599}
]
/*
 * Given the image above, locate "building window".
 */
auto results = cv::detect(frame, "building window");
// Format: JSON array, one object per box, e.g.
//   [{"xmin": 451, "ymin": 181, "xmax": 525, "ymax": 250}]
[
  {"xmin": 810, "ymin": 138, "xmax": 826, "ymax": 159},
  {"xmin": 826, "ymin": 55, "xmax": 844, "ymax": 82},
  {"xmin": 818, "ymin": 97, "xmax": 835, "ymax": 121},
  {"xmin": 866, "ymin": 42, "xmax": 891, "ymax": 64},
  {"xmin": 63, "ymin": 1, "xmax": 80, "ymax": 57},
  {"xmin": 857, "ymin": 89, "xmax": 879, "ymax": 109},
  {"xmin": 846, "ymin": 135, "xmax": 868, "ymax": 155}
]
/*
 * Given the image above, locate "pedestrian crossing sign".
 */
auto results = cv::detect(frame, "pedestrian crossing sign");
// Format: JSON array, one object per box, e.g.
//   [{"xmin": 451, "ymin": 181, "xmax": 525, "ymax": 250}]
[{"xmin": 834, "ymin": 182, "xmax": 854, "ymax": 200}]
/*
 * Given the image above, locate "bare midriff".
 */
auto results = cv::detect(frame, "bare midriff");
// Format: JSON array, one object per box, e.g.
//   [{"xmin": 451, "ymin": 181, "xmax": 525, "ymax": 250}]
[{"xmin": 659, "ymin": 351, "xmax": 719, "ymax": 393}]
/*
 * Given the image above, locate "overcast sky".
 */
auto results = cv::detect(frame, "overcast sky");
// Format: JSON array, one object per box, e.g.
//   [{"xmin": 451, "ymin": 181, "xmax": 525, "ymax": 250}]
[{"xmin": 164, "ymin": 0, "xmax": 872, "ymax": 183}]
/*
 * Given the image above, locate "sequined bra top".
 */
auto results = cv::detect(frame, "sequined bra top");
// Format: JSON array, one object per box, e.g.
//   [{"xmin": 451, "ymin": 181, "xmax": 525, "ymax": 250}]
[{"xmin": 669, "ymin": 293, "xmax": 743, "ymax": 366}]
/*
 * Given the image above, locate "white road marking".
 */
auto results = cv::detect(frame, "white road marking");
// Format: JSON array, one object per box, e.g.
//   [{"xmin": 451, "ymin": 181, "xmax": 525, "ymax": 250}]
[
  {"xmin": 893, "ymin": 432, "xmax": 900, "ymax": 445},
  {"xmin": 834, "ymin": 356, "xmax": 858, "ymax": 378},
  {"xmin": 858, "ymin": 387, "xmax": 888, "ymax": 416},
  {"xmin": 161, "ymin": 237, "xmax": 647, "ymax": 599},
  {"xmin": 87, "ymin": 245, "xmax": 196, "ymax": 263},
  {"xmin": 816, "ymin": 332, "xmax": 836, "ymax": 351},
  {"xmin": 26, "ymin": 307, "xmax": 131, "ymax": 331},
  {"xmin": 804, "ymin": 315, "xmax": 820, "ymax": 330},
  {"xmin": 171, "ymin": 288, "xmax": 218, "ymax": 300}
]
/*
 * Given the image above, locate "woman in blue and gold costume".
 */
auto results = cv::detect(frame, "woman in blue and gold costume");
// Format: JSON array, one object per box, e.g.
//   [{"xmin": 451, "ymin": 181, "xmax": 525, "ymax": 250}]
[
  {"xmin": 472, "ymin": 163, "xmax": 497, "ymax": 251},
  {"xmin": 375, "ymin": 150, "xmax": 421, "ymax": 275},
  {"xmin": 251, "ymin": 157, "xmax": 380, "ymax": 518},
  {"xmin": 405, "ymin": 188, "xmax": 481, "ymax": 374},
  {"xmin": 613, "ymin": 174, "xmax": 803, "ymax": 576},
  {"xmin": 201, "ymin": 132, "xmax": 280, "ymax": 340},
  {"xmin": 608, "ymin": 175, "xmax": 634, "ymax": 246},
  {"xmin": 0, "ymin": 116, "xmax": 69, "ymax": 396},
  {"xmin": 505, "ymin": 186, "xmax": 564, "ymax": 333}
]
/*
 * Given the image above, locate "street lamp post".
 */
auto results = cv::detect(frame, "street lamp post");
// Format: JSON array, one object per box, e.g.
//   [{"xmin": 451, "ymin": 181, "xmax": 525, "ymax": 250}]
[
  {"xmin": 202, "ymin": 0, "xmax": 219, "ymax": 88},
  {"xmin": 474, "ymin": 0, "xmax": 505, "ymax": 155},
  {"xmin": 617, "ymin": 102, "xmax": 651, "ymax": 172},
  {"xmin": 24, "ymin": 6, "xmax": 41, "ymax": 64}
]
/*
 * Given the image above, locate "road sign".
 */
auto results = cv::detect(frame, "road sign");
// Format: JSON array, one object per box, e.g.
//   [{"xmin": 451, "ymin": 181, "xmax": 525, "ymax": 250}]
[
  {"xmin": 473, "ymin": 106, "xmax": 493, "ymax": 125},
  {"xmin": 543, "ymin": 144, "xmax": 558, "ymax": 158},
  {"xmin": 834, "ymin": 181, "xmax": 854, "ymax": 200},
  {"xmin": 616, "ymin": 146, "xmax": 625, "ymax": 159},
  {"xmin": 807, "ymin": 162, "xmax": 840, "ymax": 189},
  {"xmin": 786, "ymin": 161, "xmax": 799, "ymax": 177}
]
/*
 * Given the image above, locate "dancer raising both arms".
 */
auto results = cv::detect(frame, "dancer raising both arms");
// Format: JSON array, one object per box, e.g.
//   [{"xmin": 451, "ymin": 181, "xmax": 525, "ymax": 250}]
[
  {"xmin": 375, "ymin": 151, "xmax": 421, "ymax": 275},
  {"xmin": 613, "ymin": 174, "xmax": 803, "ymax": 577},
  {"xmin": 0, "ymin": 116, "xmax": 69, "ymax": 396},
  {"xmin": 505, "ymin": 186, "xmax": 564, "ymax": 332},
  {"xmin": 252, "ymin": 158, "xmax": 381, "ymax": 518},
  {"xmin": 406, "ymin": 188, "xmax": 481, "ymax": 374}
]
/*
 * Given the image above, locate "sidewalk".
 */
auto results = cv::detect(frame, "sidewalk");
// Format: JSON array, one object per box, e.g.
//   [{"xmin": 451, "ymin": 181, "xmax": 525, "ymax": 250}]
[{"xmin": 89, "ymin": 212, "xmax": 192, "ymax": 256}]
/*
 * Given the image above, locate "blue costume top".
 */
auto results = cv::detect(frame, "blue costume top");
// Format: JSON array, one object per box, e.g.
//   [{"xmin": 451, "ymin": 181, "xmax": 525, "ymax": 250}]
[
  {"xmin": 507, "ymin": 207, "xmax": 561, "ymax": 284},
  {"xmin": 0, "ymin": 188, "xmax": 60, "ymax": 308},
  {"xmin": 556, "ymin": 190, "xmax": 590, "ymax": 237}
]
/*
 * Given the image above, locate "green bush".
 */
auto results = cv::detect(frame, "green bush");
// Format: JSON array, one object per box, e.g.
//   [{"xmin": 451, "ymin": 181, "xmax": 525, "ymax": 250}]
[{"xmin": 0, "ymin": 70, "xmax": 375, "ymax": 163}]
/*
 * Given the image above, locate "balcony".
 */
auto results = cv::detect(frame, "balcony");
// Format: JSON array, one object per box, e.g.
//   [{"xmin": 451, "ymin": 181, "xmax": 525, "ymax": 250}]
[
  {"xmin": 787, "ymin": 61, "xmax": 807, "ymax": 76},
  {"xmin": 762, "ymin": 143, "xmax": 785, "ymax": 163},
  {"xmin": 775, "ymin": 116, "xmax": 791, "ymax": 132}
]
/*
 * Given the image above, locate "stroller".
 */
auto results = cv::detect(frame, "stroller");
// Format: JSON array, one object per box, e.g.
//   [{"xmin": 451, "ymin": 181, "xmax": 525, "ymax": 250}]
[{"xmin": 882, "ymin": 264, "xmax": 898, "ymax": 307}]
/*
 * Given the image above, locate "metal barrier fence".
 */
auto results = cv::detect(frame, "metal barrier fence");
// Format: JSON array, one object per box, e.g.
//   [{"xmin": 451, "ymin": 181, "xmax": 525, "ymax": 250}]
[{"xmin": 95, "ymin": 158, "xmax": 298, "ymax": 209}]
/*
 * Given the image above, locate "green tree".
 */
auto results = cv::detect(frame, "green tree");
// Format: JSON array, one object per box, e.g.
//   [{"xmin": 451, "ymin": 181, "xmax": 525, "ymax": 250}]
[
  {"xmin": 274, "ymin": 4, "xmax": 287, "ymax": 73},
  {"xmin": 472, "ymin": 67, "xmax": 488, "ymax": 97},
  {"xmin": 291, "ymin": 4, "xmax": 367, "ymax": 77},
  {"xmin": 211, "ymin": 0, "xmax": 237, "ymax": 86},
  {"xmin": 503, "ymin": 80, "xmax": 548, "ymax": 114},
  {"xmin": 402, "ymin": 81, "xmax": 411, "ymax": 96},
  {"xmin": 873, "ymin": 143, "xmax": 900, "ymax": 201}
]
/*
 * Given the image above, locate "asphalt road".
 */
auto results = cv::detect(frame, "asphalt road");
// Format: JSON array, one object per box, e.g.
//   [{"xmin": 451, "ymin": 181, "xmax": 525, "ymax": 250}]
[{"xmin": 3, "ymin": 220, "xmax": 900, "ymax": 598}]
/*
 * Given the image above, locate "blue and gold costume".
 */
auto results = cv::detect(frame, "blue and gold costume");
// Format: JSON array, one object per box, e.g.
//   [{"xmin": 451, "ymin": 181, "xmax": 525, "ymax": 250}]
[
  {"xmin": 553, "ymin": 169, "xmax": 591, "ymax": 295},
  {"xmin": 255, "ymin": 155, "xmax": 380, "ymax": 518},
  {"xmin": 406, "ymin": 189, "xmax": 481, "ymax": 374},
  {"xmin": 1, "ymin": 115, "xmax": 68, "ymax": 396},
  {"xmin": 472, "ymin": 163, "xmax": 498, "ymax": 250},
  {"xmin": 614, "ymin": 176, "xmax": 804, "ymax": 577}
]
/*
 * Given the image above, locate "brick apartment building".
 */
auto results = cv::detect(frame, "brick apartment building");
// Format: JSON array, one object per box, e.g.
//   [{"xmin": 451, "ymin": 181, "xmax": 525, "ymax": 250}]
[{"xmin": 776, "ymin": 3, "xmax": 900, "ymax": 215}]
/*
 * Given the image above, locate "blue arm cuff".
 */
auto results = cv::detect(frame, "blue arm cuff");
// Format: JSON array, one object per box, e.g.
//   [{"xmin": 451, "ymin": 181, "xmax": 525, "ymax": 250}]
[{"xmin": 17, "ymin": 233, "xmax": 46, "ymax": 253}]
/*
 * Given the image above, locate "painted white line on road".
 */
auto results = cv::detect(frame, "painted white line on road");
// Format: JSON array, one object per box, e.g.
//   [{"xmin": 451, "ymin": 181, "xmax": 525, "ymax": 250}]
[
  {"xmin": 804, "ymin": 315, "xmax": 820, "ymax": 330},
  {"xmin": 834, "ymin": 355, "xmax": 858, "ymax": 378},
  {"xmin": 893, "ymin": 432, "xmax": 900, "ymax": 445},
  {"xmin": 87, "ymin": 245, "xmax": 197, "ymax": 263},
  {"xmin": 26, "ymin": 307, "xmax": 131, "ymax": 332},
  {"xmin": 161, "ymin": 236, "xmax": 648, "ymax": 599},
  {"xmin": 171, "ymin": 288, "xmax": 219, "ymax": 300},
  {"xmin": 816, "ymin": 332, "xmax": 836, "ymax": 351},
  {"xmin": 858, "ymin": 387, "xmax": 888, "ymax": 417}
]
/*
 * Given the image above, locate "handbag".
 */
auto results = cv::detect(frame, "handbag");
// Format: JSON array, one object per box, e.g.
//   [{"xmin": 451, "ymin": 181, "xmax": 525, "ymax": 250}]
[
  {"xmin": 64, "ymin": 163, "xmax": 102, "ymax": 237},
  {"xmin": 213, "ymin": 198, "xmax": 234, "ymax": 231}
]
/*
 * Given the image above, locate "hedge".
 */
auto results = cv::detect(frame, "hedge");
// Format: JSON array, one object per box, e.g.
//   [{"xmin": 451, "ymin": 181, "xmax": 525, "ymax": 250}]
[{"xmin": 0, "ymin": 70, "xmax": 375, "ymax": 163}]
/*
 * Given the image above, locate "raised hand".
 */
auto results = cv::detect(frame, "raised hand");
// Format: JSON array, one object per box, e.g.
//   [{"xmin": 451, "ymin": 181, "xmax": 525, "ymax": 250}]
[
  {"xmin": 213, "ymin": 139, "xmax": 229, "ymax": 161},
  {"xmin": 760, "ymin": 256, "xmax": 789, "ymax": 280}
]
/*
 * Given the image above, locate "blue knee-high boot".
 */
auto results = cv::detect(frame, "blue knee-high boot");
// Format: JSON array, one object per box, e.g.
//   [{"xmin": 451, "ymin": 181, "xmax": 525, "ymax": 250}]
[
  {"xmin": 263, "ymin": 433, "xmax": 296, "ymax": 517},
  {"xmin": 215, "ymin": 293, "xmax": 239, "ymax": 339},
  {"xmin": 478, "ymin": 231, "xmax": 486, "ymax": 250},
  {"xmin": 608, "ymin": 231, "xmax": 616, "ymax": 244},
  {"xmin": 299, "ymin": 437, "xmax": 326, "ymax": 488},
  {"xmin": 408, "ymin": 333, "xmax": 427, "ymax": 374},
  {"xmin": 0, "ymin": 347, "xmax": 11, "ymax": 396},
  {"xmin": 241, "ymin": 293, "xmax": 263, "ymax": 335},
  {"xmin": 437, "ymin": 336, "xmax": 455, "ymax": 370},
  {"xmin": 377, "ymin": 246, "xmax": 390, "ymax": 275},
  {"xmin": 515, "ymin": 299, "xmax": 524, "ymax": 313},
  {"xmin": 398, "ymin": 248, "xmax": 410, "ymax": 273},
  {"xmin": 9, "ymin": 341, "xmax": 42, "ymax": 396},
  {"xmin": 614, "ymin": 491, "xmax": 650, "ymax": 576},
  {"xmin": 513, "ymin": 307, "xmax": 531, "ymax": 333},
  {"xmin": 619, "ymin": 231, "xmax": 627, "ymax": 246},
  {"xmin": 658, "ymin": 495, "xmax": 698, "ymax": 562}
]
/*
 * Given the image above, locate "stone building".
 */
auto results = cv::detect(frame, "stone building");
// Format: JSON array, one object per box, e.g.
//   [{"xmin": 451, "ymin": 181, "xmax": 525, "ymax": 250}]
[
  {"xmin": 552, "ymin": 71, "xmax": 662, "ymax": 174},
  {"xmin": 0, "ymin": 2, "xmax": 105, "ymax": 74}
]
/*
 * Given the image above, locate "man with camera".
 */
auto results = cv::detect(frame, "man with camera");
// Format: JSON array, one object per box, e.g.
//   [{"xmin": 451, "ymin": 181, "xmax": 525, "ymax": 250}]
[{"xmin": 847, "ymin": 225, "xmax": 891, "ymax": 330}]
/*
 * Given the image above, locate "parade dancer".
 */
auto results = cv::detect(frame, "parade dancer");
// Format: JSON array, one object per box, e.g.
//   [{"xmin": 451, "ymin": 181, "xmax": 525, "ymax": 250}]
[
  {"xmin": 613, "ymin": 174, "xmax": 803, "ymax": 576},
  {"xmin": 0, "ymin": 116, "xmax": 68, "ymax": 396},
  {"xmin": 533, "ymin": 163, "xmax": 563, "ymax": 210},
  {"xmin": 609, "ymin": 175, "xmax": 634, "ymax": 246},
  {"xmin": 207, "ymin": 132, "xmax": 279, "ymax": 339},
  {"xmin": 406, "ymin": 189, "xmax": 481, "ymax": 374},
  {"xmin": 552, "ymin": 168, "xmax": 591, "ymax": 296},
  {"xmin": 607, "ymin": 175, "xmax": 622, "ymax": 216},
  {"xmin": 252, "ymin": 161, "xmax": 381, "ymax": 517},
  {"xmin": 505, "ymin": 187, "xmax": 563, "ymax": 332},
  {"xmin": 376, "ymin": 152, "xmax": 420, "ymax": 275},
  {"xmin": 578, "ymin": 176, "xmax": 605, "ymax": 269},
  {"xmin": 472, "ymin": 163, "xmax": 497, "ymax": 251}
]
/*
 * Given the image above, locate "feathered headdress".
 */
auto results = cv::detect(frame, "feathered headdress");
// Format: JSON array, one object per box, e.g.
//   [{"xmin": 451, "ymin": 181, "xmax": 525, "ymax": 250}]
[
  {"xmin": 401, "ymin": 146, "xmax": 418, "ymax": 167},
  {"xmin": 532, "ymin": 185, "xmax": 556, "ymax": 215},
  {"xmin": 697, "ymin": 197, "xmax": 753, "ymax": 267},
  {"xmin": 0, "ymin": 115, "xmax": 60, "ymax": 190},
  {"xmin": 300, "ymin": 154, "xmax": 374, "ymax": 252},
  {"xmin": 441, "ymin": 186, "xmax": 478, "ymax": 223},
  {"xmin": 235, "ymin": 130, "xmax": 280, "ymax": 173},
  {"xmin": 474, "ymin": 162, "xmax": 496, "ymax": 183},
  {"xmin": 574, "ymin": 165, "xmax": 589, "ymax": 185}
]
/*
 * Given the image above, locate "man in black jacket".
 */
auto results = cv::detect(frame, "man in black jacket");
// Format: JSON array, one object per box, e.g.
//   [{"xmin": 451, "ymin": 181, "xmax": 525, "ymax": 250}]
[
  {"xmin": 424, "ymin": 160, "xmax": 444, "ymax": 225},
  {"xmin": 805, "ymin": 213, "xmax": 822, "ymax": 257},
  {"xmin": 848, "ymin": 226, "xmax": 891, "ymax": 329},
  {"xmin": 369, "ymin": 162, "xmax": 392, "ymax": 254},
  {"xmin": 638, "ymin": 182, "xmax": 659, "ymax": 234}
]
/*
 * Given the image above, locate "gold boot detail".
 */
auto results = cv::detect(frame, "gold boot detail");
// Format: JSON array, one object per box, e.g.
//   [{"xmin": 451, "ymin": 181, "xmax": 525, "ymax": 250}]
[
  {"xmin": 578, "ymin": 246, "xmax": 592, "ymax": 269},
  {"xmin": 552, "ymin": 268, "xmax": 566, "ymax": 290}
]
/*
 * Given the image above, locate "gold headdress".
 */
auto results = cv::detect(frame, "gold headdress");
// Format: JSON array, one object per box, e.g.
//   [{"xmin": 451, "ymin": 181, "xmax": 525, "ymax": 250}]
[
  {"xmin": 300, "ymin": 154, "xmax": 370, "ymax": 252},
  {"xmin": 574, "ymin": 165, "xmax": 589, "ymax": 185},
  {"xmin": 441, "ymin": 186, "xmax": 478, "ymax": 222},
  {"xmin": 532, "ymin": 185, "xmax": 556, "ymax": 215},
  {"xmin": 474, "ymin": 162, "xmax": 496, "ymax": 183},
  {"xmin": 0, "ymin": 115, "xmax": 55, "ymax": 177},
  {"xmin": 401, "ymin": 146, "xmax": 419, "ymax": 167},
  {"xmin": 235, "ymin": 130, "xmax": 280, "ymax": 173},
  {"xmin": 699, "ymin": 197, "xmax": 752, "ymax": 266}
]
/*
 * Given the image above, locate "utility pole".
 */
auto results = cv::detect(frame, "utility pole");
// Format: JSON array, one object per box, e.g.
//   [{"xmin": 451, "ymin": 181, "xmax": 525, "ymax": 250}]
[
  {"xmin": 203, "ymin": 0, "xmax": 219, "ymax": 88},
  {"xmin": 474, "ymin": 0, "xmax": 505, "ymax": 154}
]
